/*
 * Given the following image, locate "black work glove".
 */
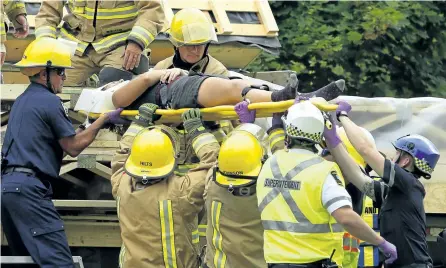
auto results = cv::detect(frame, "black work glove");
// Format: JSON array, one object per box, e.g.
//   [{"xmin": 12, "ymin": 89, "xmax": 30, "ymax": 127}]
[
  {"xmin": 182, "ymin": 108, "xmax": 205, "ymax": 137},
  {"xmin": 135, "ymin": 103, "xmax": 160, "ymax": 127}
]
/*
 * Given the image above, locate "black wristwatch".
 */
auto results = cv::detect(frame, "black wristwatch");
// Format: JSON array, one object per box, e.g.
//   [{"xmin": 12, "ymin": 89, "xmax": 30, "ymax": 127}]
[
  {"xmin": 336, "ymin": 111, "xmax": 349, "ymax": 121},
  {"xmin": 78, "ymin": 124, "xmax": 86, "ymax": 130}
]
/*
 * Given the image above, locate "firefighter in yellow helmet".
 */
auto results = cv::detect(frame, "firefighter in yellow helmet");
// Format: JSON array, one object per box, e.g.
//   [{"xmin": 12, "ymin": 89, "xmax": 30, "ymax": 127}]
[
  {"xmin": 256, "ymin": 97, "xmax": 397, "ymax": 268},
  {"xmin": 154, "ymin": 8, "xmax": 228, "ymax": 76},
  {"xmin": 1, "ymin": 0, "xmax": 28, "ymax": 70},
  {"xmin": 203, "ymin": 100, "xmax": 285, "ymax": 268},
  {"xmin": 111, "ymin": 108, "xmax": 220, "ymax": 268},
  {"xmin": 35, "ymin": 0, "xmax": 165, "ymax": 86},
  {"xmin": 323, "ymin": 127, "xmax": 383, "ymax": 268}
]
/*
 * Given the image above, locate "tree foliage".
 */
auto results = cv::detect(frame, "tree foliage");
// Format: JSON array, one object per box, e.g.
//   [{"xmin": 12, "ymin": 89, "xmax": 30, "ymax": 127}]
[{"xmin": 249, "ymin": 1, "xmax": 446, "ymax": 98}]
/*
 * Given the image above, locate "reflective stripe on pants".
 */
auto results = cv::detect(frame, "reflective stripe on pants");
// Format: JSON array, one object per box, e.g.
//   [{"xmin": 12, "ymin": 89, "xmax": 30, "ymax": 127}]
[
  {"xmin": 211, "ymin": 201, "xmax": 227, "ymax": 268},
  {"xmin": 160, "ymin": 200, "xmax": 178, "ymax": 268}
]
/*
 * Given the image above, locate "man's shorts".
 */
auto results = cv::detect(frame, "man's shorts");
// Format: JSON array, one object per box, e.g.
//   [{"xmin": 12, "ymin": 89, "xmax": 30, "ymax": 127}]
[{"xmin": 126, "ymin": 73, "xmax": 227, "ymax": 110}]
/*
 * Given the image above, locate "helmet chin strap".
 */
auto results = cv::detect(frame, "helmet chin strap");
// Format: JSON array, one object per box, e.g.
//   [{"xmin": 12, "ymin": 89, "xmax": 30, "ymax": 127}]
[
  {"xmin": 45, "ymin": 67, "xmax": 53, "ymax": 92},
  {"xmin": 45, "ymin": 61, "xmax": 55, "ymax": 93}
]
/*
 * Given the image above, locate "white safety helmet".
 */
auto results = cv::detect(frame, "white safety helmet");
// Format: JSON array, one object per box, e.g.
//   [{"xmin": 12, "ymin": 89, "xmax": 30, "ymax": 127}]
[{"xmin": 283, "ymin": 101, "xmax": 325, "ymax": 144}]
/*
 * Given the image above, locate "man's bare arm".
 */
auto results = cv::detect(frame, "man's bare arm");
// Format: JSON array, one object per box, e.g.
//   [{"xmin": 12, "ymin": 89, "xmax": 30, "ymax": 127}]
[
  {"xmin": 330, "ymin": 139, "xmax": 376, "ymax": 201},
  {"xmin": 112, "ymin": 69, "xmax": 167, "ymax": 108},
  {"xmin": 340, "ymin": 116, "xmax": 385, "ymax": 177},
  {"xmin": 332, "ymin": 206, "xmax": 384, "ymax": 245}
]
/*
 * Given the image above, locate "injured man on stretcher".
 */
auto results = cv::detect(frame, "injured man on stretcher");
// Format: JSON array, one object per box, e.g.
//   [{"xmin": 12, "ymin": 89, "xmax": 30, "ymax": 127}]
[{"xmin": 111, "ymin": 68, "xmax": 345, "ymax": 110}]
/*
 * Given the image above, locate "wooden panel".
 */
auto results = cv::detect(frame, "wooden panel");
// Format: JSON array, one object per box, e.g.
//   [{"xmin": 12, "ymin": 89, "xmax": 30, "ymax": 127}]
[
  {"xmin": 2, "ymin": 222, "xmax": 122, "ymax": 247},
  {"xmin": 424, "ymin": 183, "xmax": 446, "ymax": 214},
  {"xmin": 256, "ymin": 0, "xmax": 279, "ymax": 35},
  {"xmin": 2, "ymin": 72, "xmax": 30, "ymax": 84},
  {"xmin": 210, "ymin": 0, "xmax": 233, "ymax": 34},
  {"xmin": 0, "ymin": 84, "xmax": 78, "ymax": 101},
  {"xmin": 168, "ymin": 0, "xmax": 259, "ymax": 12}
]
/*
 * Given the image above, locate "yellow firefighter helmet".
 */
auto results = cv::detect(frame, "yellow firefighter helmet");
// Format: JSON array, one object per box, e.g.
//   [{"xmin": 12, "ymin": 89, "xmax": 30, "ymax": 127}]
[
  {"xmin": 215, "ymin": 124, "xmax": 267, "ymax": 188},
  {"xmin": 15, "ymin": 38, "xmax": 73, "ymax": 76},
  {"xmin": 168, "ymin": 8, "xmax": 218, "ymax": 47},
  {"xmin": 125, "ymin": 126, "xmax": 179, "ymax": 179},
  {"xmin": 337, "ymin": 126, "xmax": 375, "ymax": 168}
]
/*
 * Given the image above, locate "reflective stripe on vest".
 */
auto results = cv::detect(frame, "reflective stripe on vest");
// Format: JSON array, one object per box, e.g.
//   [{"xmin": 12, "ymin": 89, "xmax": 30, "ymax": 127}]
[
  {"xmin": 60, "ymin": 27, "xmax": 129, "ymax": 54},
  {"xmin": 192, "ymin": 229, "xmax": 200, "ymax": 244},
  {"xmin": 159, "ymin": 200, "xmax": 178, "ymax": 268},
  {"xmin": 192, "ymin": 133, "xmax": 218, "ymax": 153},
  {"xmin": 358, "ymin": 245, "xmax": 380, "ymax": 267},
  {"xmin": 174, "ymin": 163, "xmax": 200, "ymax": 176},
  {"xmin": 35, "ymin": 26, "xmax": 57, "ymax": 39},
  {"xmin": 198, "ymin": 224, "xmax": 207, "ymax": 237},
  {"xmin": 60, "ymin": 28, "xmax": 89, "ymax": 53},
  {"xmin": 258, "ymin": 156, "xmax": 343, "ymax": 233},
  {"xmin": 343, "ymin": 233, "xmax": 360, "ymax": 253},
  {"xmin": 212, "ymin": 128, "xmax": 227, "ymax": 144},
  {"xmin": 268, "ymin": 129, "xmax": 285, "ymax": 151},
  {"xmin": 211, "ymin": 201, "xmax": 227, "ymax": 268},
  {"xmin": 129, "ymin": 26, "xmax": 155, "ymax": 48},
  {"xmin": 74, "ymin": 5, "xmax": 138, "ymax": 20},
  {"xmin": 93, "ymin": 31, "xmax": 129, "ymax": 52},
  {"xmin": 119, "ymin": 243, "xmax": 127, "ymax": 268}
]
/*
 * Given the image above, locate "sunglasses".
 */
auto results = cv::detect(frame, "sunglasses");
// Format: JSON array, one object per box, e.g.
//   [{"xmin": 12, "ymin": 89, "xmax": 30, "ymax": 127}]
[{"xmin": 51, "ymin": 68, "xmax": 66, "ymax": 76}]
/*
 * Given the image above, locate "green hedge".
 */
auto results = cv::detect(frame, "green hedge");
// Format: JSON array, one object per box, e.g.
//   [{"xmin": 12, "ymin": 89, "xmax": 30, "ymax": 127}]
[{"xmin": 249, "ymin": 1, "xmax": 446, "ymax": 98}]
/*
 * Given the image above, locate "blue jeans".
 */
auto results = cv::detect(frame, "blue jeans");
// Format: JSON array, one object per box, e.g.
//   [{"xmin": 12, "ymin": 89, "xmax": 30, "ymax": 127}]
[{"xmin": 1, "ymin": 172, "xmax": 74, "ymax": 268}]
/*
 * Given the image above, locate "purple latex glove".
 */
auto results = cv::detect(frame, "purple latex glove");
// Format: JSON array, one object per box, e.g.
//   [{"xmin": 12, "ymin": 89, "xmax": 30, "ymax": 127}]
[
  {"xmin": 294, "ymin": 95, "xmax": 310, "ymax": 104},
  {"xmin": 235, "ymin": 101, "xmax": 256, "ymax": 123},
  {"xmin": 335, "ymin": 100, "xmax": 352, "ymax": 119},
  {"xmin": 378, "ymin": 239, "xmax": 398, "ymax": 264},
  {"xmin": 105, "ymin": 108, "xmax": 129, "ymax": 125},
  {"xmin": 323, "ymin": 114, "xmax": 341, "ymax": 148}
]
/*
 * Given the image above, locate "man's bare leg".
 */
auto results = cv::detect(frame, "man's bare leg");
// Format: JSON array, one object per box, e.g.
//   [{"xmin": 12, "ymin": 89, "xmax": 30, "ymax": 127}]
[{"xmin": 197, "ymin": 76, "xmax": 299, "ymax": 107}]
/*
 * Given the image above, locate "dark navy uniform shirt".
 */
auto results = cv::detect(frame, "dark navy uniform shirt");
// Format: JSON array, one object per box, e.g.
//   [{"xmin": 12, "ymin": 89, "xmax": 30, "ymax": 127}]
[
  {"xmin": 372, "ymin": 159, "xmax": 432, "ymax": 267},
  {"xmin": 2, "ymin": 83, "xmax": 75, "ymax": 179}
]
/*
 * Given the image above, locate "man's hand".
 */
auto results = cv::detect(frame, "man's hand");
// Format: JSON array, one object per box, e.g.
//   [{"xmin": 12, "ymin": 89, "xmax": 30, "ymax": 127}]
[
  {"xmin": 235, "ymin": 100, "xmax": 256, "ymax": 124},
  {"xmin": 0, "ymin": 52, "xmax": 5, "ymax": 66},
  {"xmin": 335, "ymin": 100, "xmax": 352, "ymax": 121},
  {"xmin": 135, "ymin": 103, "xmax": 160, "ymax": 127},
  {"xmin": 182, "ymin": 108, "xmax": 204, "ymax": 136},
  {"xmin": 13, "ymin": 15, "xmax": 29, "ymax": 38},
  {"xmin": 378, "ymin": 239, "xmax": 398, "ymax": 264},
  {"xmin": 104, "ymin": 108, "xmax": 130, "ymax": 125},
  {"xmin": 160, "ymin": 68, "xmax": 188, "ymax": 84},
  {"xmin": 122, "ymin": 42, "xmax": 143, "ymax": 71}
]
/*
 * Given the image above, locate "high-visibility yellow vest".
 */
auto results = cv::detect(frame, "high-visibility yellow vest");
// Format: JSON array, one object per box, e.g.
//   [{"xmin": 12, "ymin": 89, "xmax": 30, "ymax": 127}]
[
  {"xmin": 358, "ymin": 181, "xmax": 381, "ymax": 268},
  {"xmin": 257, "ymin": 150, "xmax": 345, "ymax": 265}
]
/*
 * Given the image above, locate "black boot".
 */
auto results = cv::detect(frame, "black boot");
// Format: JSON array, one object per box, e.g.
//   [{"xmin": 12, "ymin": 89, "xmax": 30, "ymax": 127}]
[
  {"xmin": 298, "ymin": 79, "xmax": 345, "ymax": 101},
  {"xmin": 271, "ymin": 73, "xmax": 299, "ymax": 102}
]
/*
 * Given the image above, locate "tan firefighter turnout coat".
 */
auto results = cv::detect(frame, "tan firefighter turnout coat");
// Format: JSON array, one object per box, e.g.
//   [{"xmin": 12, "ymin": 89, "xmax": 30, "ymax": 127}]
[{"xmin": 111, "ymin": 130, "xmax": 220, "ymax": 268}]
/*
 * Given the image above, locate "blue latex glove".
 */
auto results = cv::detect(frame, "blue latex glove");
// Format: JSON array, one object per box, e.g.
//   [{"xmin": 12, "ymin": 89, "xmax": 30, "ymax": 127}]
[
  {"xmin": 323, "ymin": 114, "xmax": 341, "ymax": 148},
  {"xmin": 105, "ymin": 108, "xmax": 129, "ymax": 125},
  {"xmin": 235, "ymin": 100, "xmax": 256, "ymax": 124},
  {"xmin": 335, "ymin": 100, "xmax": 352, "ymax": 120},
  {"xmin": 378, "ymin": 239, "xmax": 398, "ymax": 264}
]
